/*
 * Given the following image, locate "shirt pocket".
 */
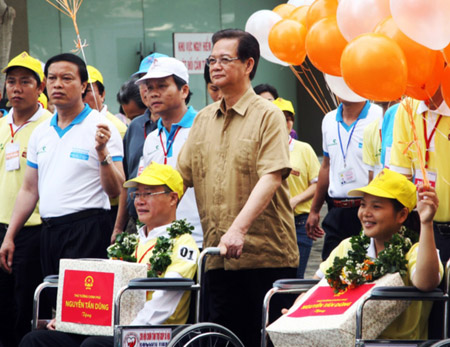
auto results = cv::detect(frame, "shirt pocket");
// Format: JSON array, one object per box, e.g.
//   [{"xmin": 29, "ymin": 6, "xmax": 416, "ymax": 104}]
[{"xmin": 233, "ymin": 139, "xmax": 259, "ymax": 175}]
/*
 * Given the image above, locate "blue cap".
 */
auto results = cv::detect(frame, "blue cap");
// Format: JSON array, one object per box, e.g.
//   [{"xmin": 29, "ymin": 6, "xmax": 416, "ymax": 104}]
[{"xmin": 133, "ymin": 53, "xmax": 168, "ymax": 76}]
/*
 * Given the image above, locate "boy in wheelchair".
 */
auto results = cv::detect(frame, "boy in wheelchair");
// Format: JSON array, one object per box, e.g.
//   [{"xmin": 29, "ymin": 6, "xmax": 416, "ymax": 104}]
[
  {"xmin": 20, "ymin": 162, "xmax": 199, "ymax": 346},
  {"xmin": 287, "ymin": 169, "xmax": 443, "ymax": 340}
]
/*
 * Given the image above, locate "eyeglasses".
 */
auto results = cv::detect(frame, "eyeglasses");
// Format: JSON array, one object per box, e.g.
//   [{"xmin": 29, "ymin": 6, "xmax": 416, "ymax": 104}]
[
  {"xmin": 130, "ymin": 191, "xmax": 170, "ymax": 200},
  {"xmin": 206, "ymin": 56, "xmax": 240, "ymax": 66}
]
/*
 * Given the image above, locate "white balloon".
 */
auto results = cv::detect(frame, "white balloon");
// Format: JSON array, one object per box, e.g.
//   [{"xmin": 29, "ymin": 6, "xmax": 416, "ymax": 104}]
[
  {"xmin": 324, "ymin": 73, "xmax": 366, "ymax": 103},
  {"xmin": 337, "ymin": 0, "xmax": 390, "ymax": 42},
  {"xmin": 390, "ymin": 0, "xmax": 450, "ymax": 50},
  {"xmin": 245, "ymin": 10, "xmax": 288, "ymax": 66},
  {"xmin": 287, "ymin": 0, "xmax": 315, "ymax": 6}
]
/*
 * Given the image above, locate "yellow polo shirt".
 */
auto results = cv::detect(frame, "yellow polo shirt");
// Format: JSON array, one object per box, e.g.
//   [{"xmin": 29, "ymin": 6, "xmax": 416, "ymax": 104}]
[
  {"xmin": 362, "ymin": 118, "xmax": 382, "ymax": 175},
  {"xmin": 390, "ymin": 99, "xmax": 450, "ymax": 222},
  {"xmin": 135, "ymin": 232, "xmax": 198, "ymax": 325},
  {"xmin": 0, "ymin": 106, "xmax": 51, "ymax": 226},
  {"xmin": 287, "ymin": 139, "xmax": 320, "ymax": 215}
]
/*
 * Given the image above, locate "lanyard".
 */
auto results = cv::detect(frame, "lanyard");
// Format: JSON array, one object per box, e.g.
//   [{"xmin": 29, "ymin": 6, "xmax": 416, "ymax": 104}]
[
  {"xmin": 9, "ymin": 122, "xmax": 30, "ymax": 143},
  {"xmin": 159, "ymin": 127, "xmax": 181, "ymax": 164},
  {"xmin": 288, "ymin": 136, "xmax": 293, "ymax": 145},
  {"xmin": 423, "ymin": 113, "xmax": 442, "ymax": 168},
  {"xmin": 135, "ymin": 242, "xmax": 156, "ymax": 264},
  {"xmin": 337, "ymin": 119, "xmax": 359, "ymax": 168}
]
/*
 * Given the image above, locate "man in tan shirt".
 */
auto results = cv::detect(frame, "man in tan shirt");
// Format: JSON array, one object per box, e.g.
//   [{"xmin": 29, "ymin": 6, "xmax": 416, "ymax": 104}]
[{"xmin": 177, "ymin": 29, "xmax": 298, "ymax": 346}]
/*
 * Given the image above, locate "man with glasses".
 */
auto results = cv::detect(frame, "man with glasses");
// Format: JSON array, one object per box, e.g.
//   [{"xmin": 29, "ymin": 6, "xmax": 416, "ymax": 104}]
[
  {"xmin": 177, "ymin": 29, "xmax": 298, "ymax": 346},
  {"xmin": 20, "ymin": 162, "xmax": 198, "ymax": 347}
]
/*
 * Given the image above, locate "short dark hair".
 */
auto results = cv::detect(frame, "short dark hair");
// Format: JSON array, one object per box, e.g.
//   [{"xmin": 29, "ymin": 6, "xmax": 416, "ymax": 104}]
[
  {"xmin": 253, "ymin": 84, "xmax": 279, "ymax": 99},
  {"xmin": 44, "ymin": 53, "xmax": 88, "ymax": 83},
  {"xmin": 212, "ymin": 29, "xmax": 260, "ymax": 80},
  {"xmin": 203, "ymin": 64, "xmax": 212, "ymax": 84},
  {"xmin": 5, "ymin": 66, "xmax": 42, "ymax": 87},
  {"xmin": 172, "ymin": 74, "xmax": 192, "ymax": 105},
  {"xmin": 116, "ymin": 76, "xmax": 146, "ymax": 109}
]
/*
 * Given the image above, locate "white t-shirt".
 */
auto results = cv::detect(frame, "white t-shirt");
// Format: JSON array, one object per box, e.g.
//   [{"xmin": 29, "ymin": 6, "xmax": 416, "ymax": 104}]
[
  {"xmin": 322, "ymin": 102, "xmax": 382, "ymax": 198},
  {"xmin": 27, "ymin": 105, "xmax": 123, "ymax": 217}
]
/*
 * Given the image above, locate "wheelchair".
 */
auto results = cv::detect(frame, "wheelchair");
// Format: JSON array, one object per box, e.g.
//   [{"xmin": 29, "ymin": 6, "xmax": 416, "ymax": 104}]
[
  {"xmin": 261, "ymin": 260, "xmax": 450, "ymax": 347},
  {"xmin": 32, "ymin": 247, "xmax": 244, "ymax": 347}
]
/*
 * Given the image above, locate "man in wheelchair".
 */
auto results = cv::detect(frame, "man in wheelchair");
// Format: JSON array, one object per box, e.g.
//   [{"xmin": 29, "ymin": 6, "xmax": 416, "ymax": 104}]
[{"xmin": 20, "ymin": 162, "xmax": 199, "ymax": 346}]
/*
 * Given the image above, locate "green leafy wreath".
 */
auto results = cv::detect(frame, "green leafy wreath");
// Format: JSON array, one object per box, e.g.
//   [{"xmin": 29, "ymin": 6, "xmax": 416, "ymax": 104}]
[{"xmin": 325, "ymin": 226, "xmax": 418, "ymax": 294}]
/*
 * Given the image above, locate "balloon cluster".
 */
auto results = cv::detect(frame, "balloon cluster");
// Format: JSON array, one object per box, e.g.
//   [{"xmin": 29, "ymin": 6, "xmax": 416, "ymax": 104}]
[{"xmin": 245, "ymin": 0, "xmax": 450, "ymax": 104}]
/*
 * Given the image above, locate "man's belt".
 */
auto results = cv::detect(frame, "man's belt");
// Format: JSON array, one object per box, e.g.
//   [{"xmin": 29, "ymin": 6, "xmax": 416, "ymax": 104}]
[
  {"xmin": 332, "ymin": 198, "xmax": 362, "ymax": 208},
  {"xmin": 434, "ymin": 222, "xmax": 450, "ymax": 235},
  {"xmin": 42, "ymin": 208, "xmax": 107, "ymax": 228}
]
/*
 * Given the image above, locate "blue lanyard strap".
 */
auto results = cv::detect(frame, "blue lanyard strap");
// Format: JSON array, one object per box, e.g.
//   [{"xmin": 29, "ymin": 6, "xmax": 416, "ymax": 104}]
[{"xmin": 337, "ymin": 119, "xmax": 359, "ymax": 168}]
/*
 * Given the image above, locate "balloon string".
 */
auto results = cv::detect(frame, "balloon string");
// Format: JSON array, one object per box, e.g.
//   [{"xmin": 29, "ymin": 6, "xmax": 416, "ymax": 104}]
[
  {"xmin": 300, "ymin": 61, "xmax": 333, "ymax": 113},
  {"xmin": 403, "ymin": 98, "xmax": 429, "ymax": 188},
  {"xmin": 289, "ymin": 65, "xmax": 328, "ymax": 115}
]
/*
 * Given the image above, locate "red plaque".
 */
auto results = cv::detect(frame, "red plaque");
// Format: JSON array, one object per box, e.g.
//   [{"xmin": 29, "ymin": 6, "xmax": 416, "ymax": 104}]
[
  {"xmin": 61, "ymin": 270, "xmax": 115, "ymax": 326},
  {"xmin": 288, "ymin": 283, "xmax": 376, "ymax": 318}
]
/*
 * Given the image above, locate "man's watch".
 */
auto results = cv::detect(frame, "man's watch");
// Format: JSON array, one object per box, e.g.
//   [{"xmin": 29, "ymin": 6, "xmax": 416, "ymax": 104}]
[{"xmin": 100, "ymin": 154, "xmax": 112, "ymax": 166}]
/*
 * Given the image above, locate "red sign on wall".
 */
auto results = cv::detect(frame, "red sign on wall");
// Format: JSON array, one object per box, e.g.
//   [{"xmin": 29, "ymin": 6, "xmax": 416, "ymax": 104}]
[
  {"xmin": 61, "ymin": 270, "xmax": 115, "ymax": 326},
  {"xmin": 288, "ymin": 283, "xmax": 376, "ymax": 318}
]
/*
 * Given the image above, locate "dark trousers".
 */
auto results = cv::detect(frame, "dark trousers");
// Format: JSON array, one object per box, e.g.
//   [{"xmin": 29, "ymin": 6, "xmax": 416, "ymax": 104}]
[
  {"xmin": 19, "ymin": 330, "xmax": 113, "ymax": 347},
  {"xmin": 0, "ymin": 224, "xmax": 43, "ymax": 347},
  {"xmin": 295, "ymin": 213, "xmax": 312, "ymax": 279},
  {"xmin": 321, "ymin": 205, "xmax": 361, "ymax": 260},
  {"xmin": 40, "ymin": 209, "xmax": 112, "ymax": 278},
  {"xmin": 205, "ymin": 267, "xmax": 297, "ymax": 347}
]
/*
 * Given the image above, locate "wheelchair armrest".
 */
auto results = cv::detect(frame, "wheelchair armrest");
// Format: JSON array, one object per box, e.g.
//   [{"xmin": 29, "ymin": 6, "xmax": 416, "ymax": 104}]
[
  {"xmin": 43, "ymin": 275, "xmax": 59, "ymax": 284},
  {"xmin": 273, "ymin": 279, "xmax": 319, "ymax": 290},
  {"xmin": 368, "ymin": 286, "xmax": 447, "ymax": 301},
  {"xmin": 127, "ymin": 278, "xmax": 195, "ymax": 291}
]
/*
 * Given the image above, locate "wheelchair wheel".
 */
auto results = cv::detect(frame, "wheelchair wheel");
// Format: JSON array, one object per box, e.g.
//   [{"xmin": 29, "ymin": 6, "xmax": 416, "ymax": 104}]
[
  {"xmin": 429, "ymin": 339, "xmax": 450, "ymax": 347},
  {"xmin": 168, "ymin": 322, "xmax": 244, "ymax": 347}
]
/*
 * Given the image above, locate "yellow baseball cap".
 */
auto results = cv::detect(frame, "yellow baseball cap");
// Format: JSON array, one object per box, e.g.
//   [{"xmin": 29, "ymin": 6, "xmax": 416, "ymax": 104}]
[
  {"xmin": 348, "ymin": 169, "xmax": 417, "ymax": 212},
  {"xmin": 2, "ymin": 51, "xmax": 44, "ymax": 83},
  {"xmin": 123, "ymin": 162, "xmax": 184, "ymax": 199},
  {"xmin": 87, "ymin": 65, "xmax": 104, "ymax": 85},
  {"xmin": 38, "ymin": 93, "xmax": 48, "ymax": 110},
  {"xmin": 273, "ymin": 97, "xmax": 295, "ymax": 115}
]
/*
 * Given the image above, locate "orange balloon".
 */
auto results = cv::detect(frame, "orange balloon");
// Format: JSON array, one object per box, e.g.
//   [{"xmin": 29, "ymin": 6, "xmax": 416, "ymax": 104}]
[
  {"xmin": 269, "ymin": 19, "xmax": 307, "ymax": 66},
  {"xmin": 273, "ymin": 4, "xmax": 296, "ymax": 19},
  {"xmin": 288, "ymin": 6, "xmax": 309, "ymax": 26},
  {"xmin": 341, "ymin": 33, "xmax": 407, "ymax": 101},
  {"xmin": 441, "ymin": 66, "xmax": 450, "ymax": 108},
  {"xmin": 306, "ymin": 17, "xmax": 347, "ymax": 76},
  {"xmin": 405, "ymin": 53, "xmax": 444, "ymax": 100},
  {"xmin": 375, "ymin": 17, "xmax": 438, "ymax": 90},
  {"xmin": 442, "ymin": 43, "xmax": 450, "ymax": 63},
  {"xmin": 306, "ymin": 0, "xmax": 338, "ymax": 29}
]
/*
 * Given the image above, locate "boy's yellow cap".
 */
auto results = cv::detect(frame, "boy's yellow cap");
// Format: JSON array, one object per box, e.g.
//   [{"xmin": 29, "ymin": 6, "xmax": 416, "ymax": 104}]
[
  {"xmin": 273, "ymin": 97, "xmax": 295, "ymax": 115},
  {"xmin": 123, "ymin": 162, "xmax": 184, "ymax": 199},
  {"xmin": 349, "ymin": 169, "xmax": 417, "ymax": 212},
  {"xmin": 2, "ymin": 52, "xmax": 44, "ymax": 82},
  {"xmin": 87, "ymin": 65, "xmax": 104, "ymax": 85}
]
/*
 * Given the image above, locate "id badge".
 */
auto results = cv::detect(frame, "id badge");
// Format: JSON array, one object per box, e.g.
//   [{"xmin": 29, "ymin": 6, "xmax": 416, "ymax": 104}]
[
  {"xmin": 137, "ymin": 156, "xmax": 145, "ymax": 176},
  {"xmin": 414, "ymin": 169, "xmax": 437, "ymax": 188},
  {"xmin": 5, "ymin": 142, "xmax": 20, "ymax": 171},
  {"xmin": 339, "ymin": 167, "xmax": 357, "ymax": 185}
]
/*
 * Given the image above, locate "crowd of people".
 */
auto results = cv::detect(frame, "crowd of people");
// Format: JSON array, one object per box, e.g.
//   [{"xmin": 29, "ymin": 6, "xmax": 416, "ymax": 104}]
[{"xmin": 0, "ymin": 27, "xmax": 448, "ymax": 347}]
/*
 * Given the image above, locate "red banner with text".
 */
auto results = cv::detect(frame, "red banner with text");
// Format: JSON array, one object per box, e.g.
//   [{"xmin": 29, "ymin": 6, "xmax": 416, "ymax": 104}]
[
  {"xmin": 288, "ymin": 283, "xmax": 376, "ymax": 318},
  {"xmin": 61, "ymin": 270, "xmax": 115, "ymax": 326}
]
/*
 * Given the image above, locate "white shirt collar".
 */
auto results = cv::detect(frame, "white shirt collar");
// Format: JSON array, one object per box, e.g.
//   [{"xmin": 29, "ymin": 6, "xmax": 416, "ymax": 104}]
[
  {"xmin": 137, "ymin": 223, "xmax": 171, "ymax": 244},
  {"xmin": 7, "ymin": 104, "xmax": 45, "ymax": 130},
  {"xmin": 417, "ymin": 100, "xmax": 450, "ymax": 117}
]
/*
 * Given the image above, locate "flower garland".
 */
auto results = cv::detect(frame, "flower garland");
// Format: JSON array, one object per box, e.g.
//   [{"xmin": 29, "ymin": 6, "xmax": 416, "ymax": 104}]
[
  {"xmin": 325, "ymin": 226, "xmax": 418, "ymax": 294},
  {"xmin": 147, "ymin": 219, "xmax": 194, "ymax": 278},
  {"xmin": 107, "ymin": 232, "xmax": 139, "ymax": 262}
]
